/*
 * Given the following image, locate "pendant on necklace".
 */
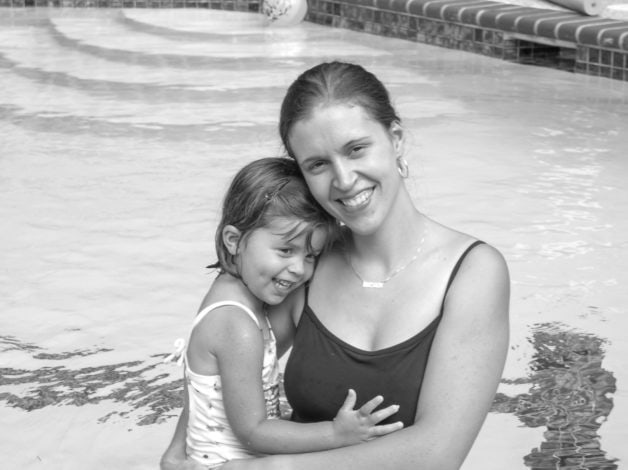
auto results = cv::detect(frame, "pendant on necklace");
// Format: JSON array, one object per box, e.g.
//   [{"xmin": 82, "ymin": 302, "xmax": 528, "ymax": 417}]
[{"xmin": 362, "ymin": 280, "xmax": 385, "ymax": 288}]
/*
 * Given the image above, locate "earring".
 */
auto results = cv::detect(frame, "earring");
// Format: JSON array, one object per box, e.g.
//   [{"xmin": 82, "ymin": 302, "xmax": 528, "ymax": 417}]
[{"xmin": 396, "ymin": 156, "xmax": 409, "ymax": 178}]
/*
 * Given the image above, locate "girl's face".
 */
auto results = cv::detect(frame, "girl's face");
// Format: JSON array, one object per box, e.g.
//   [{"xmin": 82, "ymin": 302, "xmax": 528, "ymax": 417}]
[
  {"xmin": 234, "ymin": 217, "xmax": 326, "ymax": 305},
  {"xmin": 289, "ymin": 103, "xmax": 404, "ymax": 237}
]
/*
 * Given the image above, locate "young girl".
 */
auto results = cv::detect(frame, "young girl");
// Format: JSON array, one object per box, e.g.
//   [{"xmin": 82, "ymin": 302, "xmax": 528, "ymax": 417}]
[{"xmin": 162, "ymin": 157, "xmax": 403, "ymax": 470}]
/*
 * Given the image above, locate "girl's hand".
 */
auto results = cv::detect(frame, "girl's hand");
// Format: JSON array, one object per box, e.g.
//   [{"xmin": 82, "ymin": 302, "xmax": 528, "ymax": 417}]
[{"xmin": 332, "ymin": 389, "xmax": 403, "ymax": 445}]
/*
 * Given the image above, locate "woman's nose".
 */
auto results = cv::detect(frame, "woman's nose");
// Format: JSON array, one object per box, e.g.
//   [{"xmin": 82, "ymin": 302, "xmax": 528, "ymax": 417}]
[{"xmin": 332, "ymin": 160, "xmax": 356, "ymax": 190}]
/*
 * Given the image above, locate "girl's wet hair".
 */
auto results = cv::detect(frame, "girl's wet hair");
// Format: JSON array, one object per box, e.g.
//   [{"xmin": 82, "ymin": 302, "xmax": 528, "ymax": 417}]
[
  {"xmin": 279, "ymin": 61, "xmax": 400, "ymax": 158},
  {"xmin": 209, "ymin": 157, "xmax": 337, "ymax": 276}
]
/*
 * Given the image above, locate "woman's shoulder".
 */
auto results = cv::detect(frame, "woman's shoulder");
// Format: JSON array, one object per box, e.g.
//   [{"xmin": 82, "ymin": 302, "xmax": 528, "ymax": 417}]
[
  {"xmin": 427, "ymin": 218, "xmax": 502, "ymax": 257},
  {"xmin": 425, "ymin": 217, "xmax": 508, "ymax": 289}
]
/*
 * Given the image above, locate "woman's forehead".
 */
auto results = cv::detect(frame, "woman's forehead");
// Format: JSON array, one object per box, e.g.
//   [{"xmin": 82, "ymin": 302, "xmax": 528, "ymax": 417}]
[{"xmin": 290, "ymin": 104, "xmax": 379, "ymax": 150}]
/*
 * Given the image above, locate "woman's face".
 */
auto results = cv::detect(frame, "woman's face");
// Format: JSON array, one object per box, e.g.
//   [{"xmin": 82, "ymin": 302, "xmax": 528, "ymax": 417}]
[{"xmin": 289, "ymin": 103, "xmax": 403, "ymax": 236}]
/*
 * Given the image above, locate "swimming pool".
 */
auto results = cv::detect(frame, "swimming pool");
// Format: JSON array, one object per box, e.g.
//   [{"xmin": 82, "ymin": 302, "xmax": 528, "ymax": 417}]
[{"xmin": 1, "ymin": 7, "xmax": 627, "ymax": 469}]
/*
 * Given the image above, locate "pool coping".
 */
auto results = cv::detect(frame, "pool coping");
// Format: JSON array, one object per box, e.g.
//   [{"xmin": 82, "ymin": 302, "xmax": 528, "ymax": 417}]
[
  {"xmin": 304, "ymin": 0, "xmax": 628, "ymax": 81},
  {"xmin": 2, "ymin": 0, "xmax": 627, "ymax": 81}
]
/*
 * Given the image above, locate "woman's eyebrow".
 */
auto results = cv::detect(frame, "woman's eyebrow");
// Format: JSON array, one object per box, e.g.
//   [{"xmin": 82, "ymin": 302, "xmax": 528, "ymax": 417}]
[{"xmin": 341, "ymin": 137, "xmax": 369, "ymax": 151}]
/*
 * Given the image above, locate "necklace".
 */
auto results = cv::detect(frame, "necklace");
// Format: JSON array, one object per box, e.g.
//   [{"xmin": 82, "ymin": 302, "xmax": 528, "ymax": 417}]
[{"xmin": 347, "ymin": 224, "xmax": 427, "ymax": 289}]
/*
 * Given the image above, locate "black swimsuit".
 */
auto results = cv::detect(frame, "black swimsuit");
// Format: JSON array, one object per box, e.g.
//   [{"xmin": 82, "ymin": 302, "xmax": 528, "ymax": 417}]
[{"xmin": 284, "ymin": 241, "xmax": 485, "ymax": 427}]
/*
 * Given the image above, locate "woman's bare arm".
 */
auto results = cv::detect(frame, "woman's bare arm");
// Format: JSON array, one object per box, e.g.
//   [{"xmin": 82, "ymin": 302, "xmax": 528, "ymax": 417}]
[
  {"xmin": 222, "ymin": 243, "xmax": 510, "ymax": 470},
  {"xmin": 160, "ymin": 382, "xmax": 205, "ymax": 470},
  {"xmin": 266, "ymin": 288, "xmax": 301, "ymax": 358}
]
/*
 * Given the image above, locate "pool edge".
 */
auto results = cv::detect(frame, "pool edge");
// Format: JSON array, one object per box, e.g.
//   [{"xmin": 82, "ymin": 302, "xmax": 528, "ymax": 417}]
[{"xmin": 2, "ymin": 0, "xmax": 627, "ymax": 82}]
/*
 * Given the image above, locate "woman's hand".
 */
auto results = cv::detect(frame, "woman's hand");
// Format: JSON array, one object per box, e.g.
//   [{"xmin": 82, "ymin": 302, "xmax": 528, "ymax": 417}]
[{"xmin": 332, "ymin": 389, "xmax": 403, "ymax": 445}]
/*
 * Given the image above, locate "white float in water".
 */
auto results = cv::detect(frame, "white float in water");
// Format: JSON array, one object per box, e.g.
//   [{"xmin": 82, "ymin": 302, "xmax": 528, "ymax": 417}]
[
  {"xmin": 546, "ymin": 0, "xmax": 606, "ymax": 15},
  {"xmin": 262, "ymin": 0, "xmax": 308, "ymax": 25}
]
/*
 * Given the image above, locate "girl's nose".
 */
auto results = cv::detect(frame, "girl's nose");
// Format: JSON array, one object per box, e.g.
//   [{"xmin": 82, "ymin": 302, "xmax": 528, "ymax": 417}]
[
  {"xmin": 287, "ymin": 256, "xmax": 306, "ymax": 277},
  {"xmin": 332, "ymin": 160, "xmax": 356, "ymax": 191}
]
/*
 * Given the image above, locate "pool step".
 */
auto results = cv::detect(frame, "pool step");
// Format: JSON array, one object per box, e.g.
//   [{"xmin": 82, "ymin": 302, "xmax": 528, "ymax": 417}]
[
  {"xmin": 0, "ymin": 9, "xmax": 394, "ymax": 135},
  {"xmin": 120, "ymin": 8, "xmax": 268, "ymax": 36},
  {"xmin": 47, "ymin": 12, "xmax": 389, "ymax": 66},
  {"xmin": 0, "ymin": 25, "xmax": 296, "ymax": 97}
]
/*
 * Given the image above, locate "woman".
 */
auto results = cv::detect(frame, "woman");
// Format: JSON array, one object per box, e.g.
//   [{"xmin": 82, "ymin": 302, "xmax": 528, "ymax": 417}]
[{"xmin": 162, "ymin": 61, "xmax": 510, "ymax": 470}]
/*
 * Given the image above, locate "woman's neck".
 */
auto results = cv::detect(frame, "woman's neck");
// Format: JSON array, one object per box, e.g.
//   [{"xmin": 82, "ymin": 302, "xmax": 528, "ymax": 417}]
[{"xmin": 349, "ymin": 201, "xmax": 427, "ymax": 275}]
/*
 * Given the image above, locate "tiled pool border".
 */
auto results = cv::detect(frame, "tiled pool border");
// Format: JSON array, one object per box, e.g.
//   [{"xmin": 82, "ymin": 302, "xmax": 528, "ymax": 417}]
[{"xmin": 2, "ymin": 0, "xmax": 627, "ymax": 81}]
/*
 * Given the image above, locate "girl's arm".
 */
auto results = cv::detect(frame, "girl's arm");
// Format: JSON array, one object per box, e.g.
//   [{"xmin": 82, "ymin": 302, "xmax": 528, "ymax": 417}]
[
  {"xmin": 212, "ymin": 307, "xmax": 403, "ymax": 455},
  {"xmin": 222, "ymin": 243, "xmax": 510, "ymax": 470}
]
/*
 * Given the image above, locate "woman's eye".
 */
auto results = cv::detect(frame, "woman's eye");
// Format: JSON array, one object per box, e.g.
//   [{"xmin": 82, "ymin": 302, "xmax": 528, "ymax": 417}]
[
  {"xmin": 351, "ymin": 144, "xmax": 366, "ymax": 156},
  {"xmin": 308, "ymin": 160, "xmax": 326, "ymax": 172}
]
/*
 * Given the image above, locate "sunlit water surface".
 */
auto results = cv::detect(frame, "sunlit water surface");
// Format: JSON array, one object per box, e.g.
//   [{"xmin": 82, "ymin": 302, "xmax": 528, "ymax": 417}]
[{"xmin": 1, "ymin": 8, "xmax": 627, "ymax": 470}]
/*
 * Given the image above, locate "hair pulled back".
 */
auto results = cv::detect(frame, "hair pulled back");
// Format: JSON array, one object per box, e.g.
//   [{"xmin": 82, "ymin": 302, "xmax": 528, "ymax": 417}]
[
  {"xmin": 279, "ymin": 61, "xmax": 400, "ymax": 158},
  {"xmin": 209, "ymin": 157, "xmax": 336, "ymax": 277}
]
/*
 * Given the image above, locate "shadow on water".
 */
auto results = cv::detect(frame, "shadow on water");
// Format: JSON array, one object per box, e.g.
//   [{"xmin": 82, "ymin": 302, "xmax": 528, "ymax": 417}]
[{"xmin": 492, "ymin": 322, "xmax": 618, "ymax": 469}]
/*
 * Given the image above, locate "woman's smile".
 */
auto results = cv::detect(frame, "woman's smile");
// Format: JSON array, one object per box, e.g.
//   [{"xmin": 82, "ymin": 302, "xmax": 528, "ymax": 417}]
[
  {"xmin": 290, "ymin": 103, "xmax": 402, "ymax": 234},
  {"xmin": 336, "ymin": 187, "xmax": 375, "ymax": 209}
]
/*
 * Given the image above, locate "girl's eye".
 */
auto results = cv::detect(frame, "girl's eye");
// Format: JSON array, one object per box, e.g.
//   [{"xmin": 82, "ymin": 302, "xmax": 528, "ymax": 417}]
[
  {"xmin": 305, "ymin": 252, "xmax": 319, "ymax": 262},
  {"xmin": 278, "ymin": 248, "xmax": 293, "ymax": 255}
]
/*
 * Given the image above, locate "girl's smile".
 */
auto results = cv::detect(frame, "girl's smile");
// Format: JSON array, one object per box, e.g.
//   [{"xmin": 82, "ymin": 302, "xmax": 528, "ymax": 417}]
[{"xmin": 233, "ymin": 217, "xmax": 327, "ymax": 305}]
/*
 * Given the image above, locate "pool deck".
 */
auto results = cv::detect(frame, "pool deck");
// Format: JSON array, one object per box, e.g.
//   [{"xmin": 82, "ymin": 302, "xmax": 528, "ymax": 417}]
[
  {"xmin": 304, "ymin": 0, "xmax": 628, "ymax": 81},
  {"xmin": 2, "ymin": 0, "xmax": 627, "ymax": 80}
]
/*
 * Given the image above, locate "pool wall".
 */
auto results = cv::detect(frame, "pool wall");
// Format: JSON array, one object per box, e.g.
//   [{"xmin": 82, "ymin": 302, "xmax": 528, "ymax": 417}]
[{"xmin": 1, "ymin": 0, "xmax": 627, "ymax": 80}]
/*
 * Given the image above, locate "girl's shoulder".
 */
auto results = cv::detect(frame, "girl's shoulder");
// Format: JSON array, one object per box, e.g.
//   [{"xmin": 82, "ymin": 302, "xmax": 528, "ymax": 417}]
[
  {"xmin": 198, "ymin": 274, "xmax": 263, "ymax": 322},
  {"xmin": 193, "ymin": 284, "xmax": 265, "ymax": 342}
]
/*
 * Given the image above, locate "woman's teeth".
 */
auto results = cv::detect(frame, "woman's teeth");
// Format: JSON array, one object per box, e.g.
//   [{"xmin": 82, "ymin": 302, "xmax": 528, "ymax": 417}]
[{"xmin": 341, "ymin": 188, "xmax": 373, "ymax": 207}]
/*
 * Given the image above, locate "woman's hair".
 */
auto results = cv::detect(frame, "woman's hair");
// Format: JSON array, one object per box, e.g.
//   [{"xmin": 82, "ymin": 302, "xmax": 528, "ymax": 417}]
[
  {"xmin": 209, "ymin": 157, "xmax": 337, "ymax": 276},
  {"xmin": 279, "ymin": 61, "xmax": 400, "ymax": 158}
]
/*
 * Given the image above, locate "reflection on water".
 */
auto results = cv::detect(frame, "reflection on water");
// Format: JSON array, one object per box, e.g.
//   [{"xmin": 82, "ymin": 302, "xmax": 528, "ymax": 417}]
[
  {"xmin": 493, "ymin": 323, "xmax": 617, "ymax": 469},
  {"xmin": 2, "ymin": 321, "xmax": 619, "ymax": 470},
  {"xmin": 0, "ymin": 336, "xmax": 182, "ymax": 425}
]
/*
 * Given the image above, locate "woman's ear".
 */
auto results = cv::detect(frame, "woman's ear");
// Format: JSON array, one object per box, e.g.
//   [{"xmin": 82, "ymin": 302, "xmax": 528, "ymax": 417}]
[
  {"xmin": 222, "ymin": 225, "xmax": 242, "ymax": 256},
  {"xmin": 389, "ymin": 121, "xmax": 404, "ymax": 155}
]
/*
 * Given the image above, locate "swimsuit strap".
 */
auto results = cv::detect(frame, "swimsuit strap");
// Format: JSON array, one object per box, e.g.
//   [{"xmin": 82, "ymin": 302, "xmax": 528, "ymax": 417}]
[
  {"xmin": 164, "ymin": 301, "xmax": 264, "ymax": 367},
  {"xmin": 443, "ymin": 240, "xmax": 486, "ymax": 298},
  {"xmin": 193, "ymin": 301, "xmax": 261, "ymax": 330}
]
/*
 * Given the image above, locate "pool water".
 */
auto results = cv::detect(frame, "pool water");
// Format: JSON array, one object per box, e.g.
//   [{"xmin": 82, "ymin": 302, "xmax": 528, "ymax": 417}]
[{"xmin": 1, "ymin": 8, "xmax": 627, "ymax": 470}]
